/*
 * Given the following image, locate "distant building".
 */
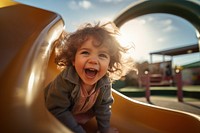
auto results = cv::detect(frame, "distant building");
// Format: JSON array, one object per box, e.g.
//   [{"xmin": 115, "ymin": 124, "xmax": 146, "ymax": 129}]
[
  {"xmin": 182, "ymin": 61, "xmax": 200, "ymax": 85},
  {"xmin": 149, "ymin": 44, "xmax": 199, "ymax": 86}
]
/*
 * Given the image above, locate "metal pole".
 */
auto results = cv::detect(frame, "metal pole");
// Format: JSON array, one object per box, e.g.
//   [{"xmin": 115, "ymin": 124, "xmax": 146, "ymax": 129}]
[
  {"xmin": 150, "ymin": 54, "xmax": 153, "ymax": 64},
  {"xmin": 145, "ymin": 71, "xmax": 151, "ymax": 102},
  {"xmin": 175, "ymin": 68, "xmax": 183, "ymax": 102}
]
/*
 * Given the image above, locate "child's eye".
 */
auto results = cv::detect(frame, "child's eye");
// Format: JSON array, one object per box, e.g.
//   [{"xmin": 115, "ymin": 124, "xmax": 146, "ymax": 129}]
[
  {"xmin": 81, "ymin": 51, "xmax": 89, "ymax": 55},
  {"xmin": 99, "ymin": 53, "xmax": 109, "ymax": 59}
]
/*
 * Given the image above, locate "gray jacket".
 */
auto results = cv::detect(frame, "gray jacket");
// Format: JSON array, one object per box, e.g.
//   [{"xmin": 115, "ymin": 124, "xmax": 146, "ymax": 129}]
[{"xmin": 44, "ymin": 66, "xmax": 114, "ymax": 133}]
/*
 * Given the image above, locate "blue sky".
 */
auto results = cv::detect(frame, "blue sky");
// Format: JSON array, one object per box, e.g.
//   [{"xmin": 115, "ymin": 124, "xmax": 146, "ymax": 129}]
[
  {"xmin": 15, "ymin": 0, "xmax": 135, "ymax": 31},
  {"xmin": 15, "ymin": 0, "xmax": 200, "ymax": 67}
]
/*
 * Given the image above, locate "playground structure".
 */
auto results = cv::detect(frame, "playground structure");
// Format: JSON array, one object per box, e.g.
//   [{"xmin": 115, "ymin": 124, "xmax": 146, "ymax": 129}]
[
  {"xmin": 0, "ymin": 0, "xmax": 200, "ymax": 133},
  {"xmin": 148, "ymin": 44, "xmax": 199, "ymax": 87},
  {"xmin": 114, "ymin": 0, "xmax": 200, "ymax": 103}
]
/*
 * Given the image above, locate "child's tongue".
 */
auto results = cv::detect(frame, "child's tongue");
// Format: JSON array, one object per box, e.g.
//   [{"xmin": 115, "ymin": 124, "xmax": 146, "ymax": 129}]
[{"xmin": 85, "ymin": 69, "xmax": 97, "ymax": 78}]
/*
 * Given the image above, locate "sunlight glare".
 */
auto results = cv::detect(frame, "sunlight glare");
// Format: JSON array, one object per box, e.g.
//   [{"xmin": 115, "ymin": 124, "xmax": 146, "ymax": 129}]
[
  {"xmin": 119, "ymin": 18, "xmax": 154, "ymax": 62},
  {"xmin": 26, "ymin": 71, "xmax": 35, "ymax": 106}
]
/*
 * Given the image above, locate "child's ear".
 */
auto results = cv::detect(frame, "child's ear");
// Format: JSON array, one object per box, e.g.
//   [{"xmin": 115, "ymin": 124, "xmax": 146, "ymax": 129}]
[{"xmin": 72, "ymin": 61, "xmax": 75, "ymax": 66}]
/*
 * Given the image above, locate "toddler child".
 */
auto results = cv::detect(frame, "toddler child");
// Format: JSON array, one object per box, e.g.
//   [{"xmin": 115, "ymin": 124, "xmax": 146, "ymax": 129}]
[{"xmin": 44, "ymin": 22, "xmax": 130, "ymax": 133}]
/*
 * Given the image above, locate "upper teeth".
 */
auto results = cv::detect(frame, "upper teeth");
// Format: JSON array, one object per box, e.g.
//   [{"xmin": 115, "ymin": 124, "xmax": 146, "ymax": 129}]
[{"xmin": 89, "ymin": 68, "xmax": 95, "ymax": 71}]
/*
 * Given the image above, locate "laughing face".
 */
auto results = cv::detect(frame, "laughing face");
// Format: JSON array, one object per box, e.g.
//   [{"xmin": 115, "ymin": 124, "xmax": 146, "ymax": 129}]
[{"xmin": 73, "ymin": 36, "xmax": 110, "ymax": 90}]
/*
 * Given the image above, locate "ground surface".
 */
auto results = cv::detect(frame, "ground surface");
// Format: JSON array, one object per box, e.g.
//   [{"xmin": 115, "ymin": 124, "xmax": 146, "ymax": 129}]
[
  {"xmin": 133, "ymin": 96, "xmax": 200, "ymax": 116},
  {"xmin": 118, "ymin": 85, "xmax": 200, "ymax": 116}
]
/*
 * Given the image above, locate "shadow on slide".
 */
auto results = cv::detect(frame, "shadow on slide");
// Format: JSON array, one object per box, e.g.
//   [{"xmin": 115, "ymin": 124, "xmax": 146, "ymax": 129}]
[{"xmin": 0, "ymin": 0, "xmax": 200, "ymax": 133}]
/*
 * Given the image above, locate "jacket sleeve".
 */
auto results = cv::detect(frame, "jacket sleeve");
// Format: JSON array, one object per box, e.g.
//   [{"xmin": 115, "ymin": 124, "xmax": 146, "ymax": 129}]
[
  {"xmin": 94, "ymin": 85, "xmax": 114, "ymax": 133},
  {"xmin": 44, "ymin": 71, "xmax": 85, "ymax": 133}
]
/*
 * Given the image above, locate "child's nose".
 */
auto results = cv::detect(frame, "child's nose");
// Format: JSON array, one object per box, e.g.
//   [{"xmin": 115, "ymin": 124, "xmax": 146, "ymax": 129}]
[{"xmin": 88, "ymin": 57, "xmax": 98, "ymax": 64}]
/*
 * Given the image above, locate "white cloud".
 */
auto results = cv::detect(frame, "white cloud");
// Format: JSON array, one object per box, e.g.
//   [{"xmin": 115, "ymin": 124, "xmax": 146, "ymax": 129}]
[
  {"xmin": 156, "ymin": 37, "xmax": 166, "ymax": 43},
  {"xmin": 68, "ymin": 1, "xmax": 79, "ymax": 10},
  {"xmin": 161, "ymin": 19, "xmax": 172, "ymax": 26},
  {"xmin": 160, "ymin": 19, "xmax": 177, "ymax": 32},
  {"xmin": 68, "ymin": 0, "xmax": 92, "ymax": 10},
  {"xmin": 99, "ymin": 0, "xmax": 112, "ymax": 2},
  {"xmin": 146, "ymin": 16, "xmax": 154, "ymax": 22},
  {"xmin": 138, "ymin": 19, "xmax": 146, "ymax": 24},
  {"xmin": 99, "ymin": 0, "xmax": 123, "ymax": 3},
  {"xmin": 79, "ymin": 0, "xmax": 92, "ymax": 9},
  {"xmin": 163, "ymin": 25, "xmax": 177, "ymax": 32},
  {"xmin": 136, "ymin": 16, "xmax": 154, "ymax": 25}
]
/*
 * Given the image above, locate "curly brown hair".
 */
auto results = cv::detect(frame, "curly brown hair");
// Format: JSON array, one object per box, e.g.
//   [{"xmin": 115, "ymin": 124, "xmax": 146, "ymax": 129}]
[{"xmin": 54, "ymin": 22, "xmax": 129, "ymax": 78}]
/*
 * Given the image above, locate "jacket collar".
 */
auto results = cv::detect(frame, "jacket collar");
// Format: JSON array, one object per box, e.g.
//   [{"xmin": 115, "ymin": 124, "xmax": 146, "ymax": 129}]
[
  {"xmin": 62, "ymin": 66, "xmax": 80, "ymax": 84},
  {"xmin": 62, "ymin": 66, "xmax": 111, "ymax": 88}
]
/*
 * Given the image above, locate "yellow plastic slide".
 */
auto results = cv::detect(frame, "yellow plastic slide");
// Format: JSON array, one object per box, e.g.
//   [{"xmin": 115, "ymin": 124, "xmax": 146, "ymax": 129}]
[{"xmin": 0, "ymin": 0, "xmax": 200, "ymax": 133}]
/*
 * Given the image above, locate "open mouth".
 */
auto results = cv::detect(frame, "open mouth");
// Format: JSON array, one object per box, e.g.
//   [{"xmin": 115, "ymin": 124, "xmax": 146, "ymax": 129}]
[{"xmin": 85, "ymin": 68, "xmax": 98, "ymax": 78}]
